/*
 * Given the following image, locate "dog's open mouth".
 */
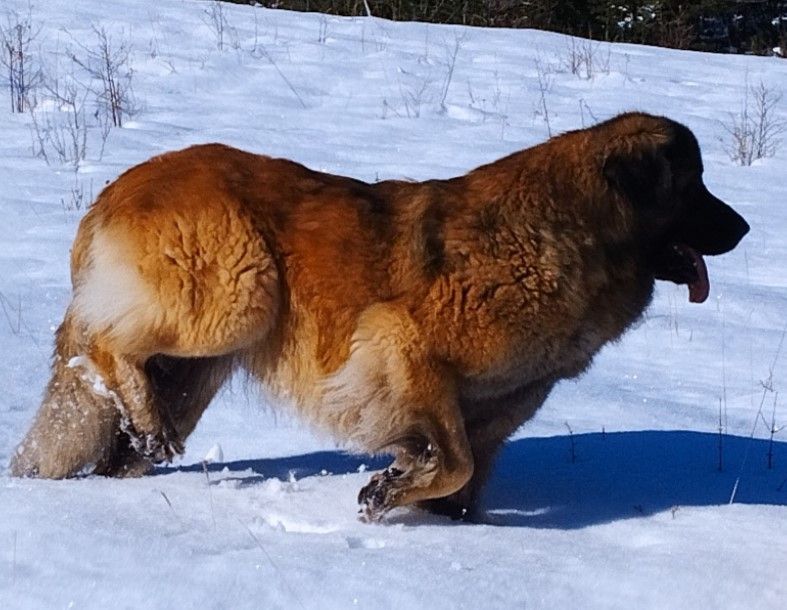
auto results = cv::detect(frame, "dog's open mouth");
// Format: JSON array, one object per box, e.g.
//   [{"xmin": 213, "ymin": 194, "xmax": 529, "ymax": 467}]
[{"xmin": 654, "ymin": 244, "xmax": 709, "ymax": 304}]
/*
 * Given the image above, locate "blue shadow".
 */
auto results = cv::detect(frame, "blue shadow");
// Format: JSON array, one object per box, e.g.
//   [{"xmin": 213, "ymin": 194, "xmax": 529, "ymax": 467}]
[
  {"xmin": 159, "ymin": 431, "xmax": 787, "ymax": 528},
  {"xmin": 481, "ymin": 430, "xmax": 787, "ymax": 528},
  {"xmin": 158, "ymin": 450, "xmax": 388, "ymax": 487}
]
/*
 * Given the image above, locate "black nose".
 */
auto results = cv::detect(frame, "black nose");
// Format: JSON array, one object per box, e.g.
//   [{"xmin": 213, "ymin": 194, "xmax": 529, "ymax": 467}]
[
  {"xmin": 702, "ymin": 192, "xmax": 749, "ymax": 255},
  {"xmin": 677, "ymin": 187, "xmax": 749, "ymax": 256}
]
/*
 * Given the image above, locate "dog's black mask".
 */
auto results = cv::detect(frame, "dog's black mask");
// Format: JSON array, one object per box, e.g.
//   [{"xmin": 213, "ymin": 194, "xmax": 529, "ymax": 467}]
[
  {"xmin": 671, "ymin": 182, "xmax": 749, "ymax": 256},
  {"xmin": 604, "ymin": 120, "xmax": 749, "ymax": 303}
]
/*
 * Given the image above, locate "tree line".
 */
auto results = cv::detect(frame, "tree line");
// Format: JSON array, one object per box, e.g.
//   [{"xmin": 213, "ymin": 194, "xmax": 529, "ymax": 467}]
[{"xmin": 226, "ymin": 1, "xmax": 787, "ymax": 55}]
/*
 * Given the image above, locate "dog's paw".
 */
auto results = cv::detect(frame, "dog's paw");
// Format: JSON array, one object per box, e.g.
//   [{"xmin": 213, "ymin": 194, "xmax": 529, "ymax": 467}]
[
  {"xmin": 120, "ymin": 419, "xmax": 183, "ymax": 464},
  {"xmin": 9, "ymin": 448, "xmax": 40, "ymax": 478},
  {"xmin": 142, "ymin": 431, "xmax": 184, "ymax": 463},
  {"xmin": 357, "ymin": 467, "xmax": 403, "ymax": 522}
]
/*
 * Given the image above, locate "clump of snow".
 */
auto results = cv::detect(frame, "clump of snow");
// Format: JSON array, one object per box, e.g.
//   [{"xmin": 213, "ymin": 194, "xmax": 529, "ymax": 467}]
[
  {"xmin": 203, "ymin": 442, "xmax": 224, "ymax": 464},
  {"xmin": 66, "ymin": 355, "xmax": 112, "ymax": 399}
]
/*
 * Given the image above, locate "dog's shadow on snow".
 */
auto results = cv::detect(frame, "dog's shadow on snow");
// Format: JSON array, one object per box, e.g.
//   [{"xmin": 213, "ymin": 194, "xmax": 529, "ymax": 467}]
[
  {"xmin": 165, "ymin": 451, "xmax": 388, "ymax": 489},
  {"xmin": 480, "ymin": 430, "xmax": 787, "ymax": 528},
  {"xmin": 163, "ymin": 431, "xmax": 787, "ymax": 529}
]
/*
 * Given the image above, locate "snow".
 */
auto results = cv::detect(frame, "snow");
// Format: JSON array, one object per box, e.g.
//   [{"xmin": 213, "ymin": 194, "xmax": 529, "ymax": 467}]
[
  {"xmin": 1, "ymin": 1, "xmax": 786, "ymax": 608},
  {"xmin": 203, "ymin": 443, "xmax": 225, "ymax": 465},
  {"xmin": 66, "ymin": 356, "xmax": 113, "ymax": 399}
]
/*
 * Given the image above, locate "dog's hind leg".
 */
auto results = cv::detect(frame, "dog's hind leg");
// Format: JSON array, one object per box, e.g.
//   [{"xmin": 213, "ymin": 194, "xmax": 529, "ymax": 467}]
[
  {"xmin": 99, "ymin": 354, "xmax": 236, "ymax": 477},
  {"xmin": 71, "ymin": 341, "xmax": 190, "ymax": 473},
  {"xmin": 323, "ymin": 304, "xmax": 474, "ymax": 521},
  {"xmin": 12, "ymin": 198, "xmax": 279, "ymax": 478},
  {"xmin": 10, "ymin": 309, "xmax": 121, "ymax": 478},
  {"xmin": 12, "ymin": 328, "xmax": 188, "ymax": 479},
  {"xmin": 145, "ymin": 354, "xmax": 236, "ymax": 441}
]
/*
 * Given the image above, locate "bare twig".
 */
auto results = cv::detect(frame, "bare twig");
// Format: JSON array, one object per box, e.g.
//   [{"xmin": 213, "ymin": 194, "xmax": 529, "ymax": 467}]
[
  {"xmin": 69, "ymin": 25, "xmax": 135, "ymax": 128},
  {"xmin": 31, "ymin": 69, "xmax": 90, "ymax": 168},
  {"xmin": 251, "ymin": 44, "xmax": 307, "ymax": 109},
  {"xmin": 717, "ymin": 397, "xmax": 724, "ymax": 472},
  {"xmin": 202, "ymin": 1, "xmax": 230, "ymax": 51},
  {"xmin": 564, "ymin": 421, "xmax": 576, "ymax": 463},
  {"xmin": 398, "ymin": 72, "xmax": 432, "ymax": 119},
  {"xmin": 534, "ymin": 58, "xmax": 552, "ymax": 137},
  {"xmin": 238, "ymin": 518, "xmax": 307, "ymax": 610},
  {"xmin": 730, "ymin": 327, "xmax": 786, "ymax": 503},
  {"xmin": 767, "ymin": 393, "xmax": 782, "ymax": 470},
  {"xmin": 721, "ymin": 80, "xmax": 785, "ymax": 166},
  {"xmin": 0, "ymin": 5, "xmax": 42, "ymax": 112},
  {"xmin": 564, "ymin": 37, "xmax": 609, "ymax": 80},
  {"xmin": 438, "ymin": 33, "xmax": 464, "ymax": 111},
  {"xmin": 0, "ymin": 291, "xmax": 22, "ymax": 334},
  {"xmin": 578, "ymin": 98, "xmax": 598, "ymax": 128},
  {"xmin": 202, "ymin": 460, "xmax": 216, "ymax": 528}
]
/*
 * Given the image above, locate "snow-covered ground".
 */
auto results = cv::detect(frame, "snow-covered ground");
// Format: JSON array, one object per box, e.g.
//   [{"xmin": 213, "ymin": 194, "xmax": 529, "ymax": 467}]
[{"xmin": 1, "ymin": 1, "xmax": 786, "ymax": 608}]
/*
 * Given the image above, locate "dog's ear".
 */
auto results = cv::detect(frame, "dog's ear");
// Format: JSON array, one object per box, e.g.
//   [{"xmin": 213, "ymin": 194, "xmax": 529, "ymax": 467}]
[{"xmin": 603, "ymin": 140, "xmax": 673, "ymax": 211}]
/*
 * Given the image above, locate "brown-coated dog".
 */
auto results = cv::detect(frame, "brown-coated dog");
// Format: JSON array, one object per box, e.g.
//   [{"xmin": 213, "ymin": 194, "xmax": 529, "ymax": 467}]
[{"xmin": 10, "ymin": 113, "xmax": 749, "ymax": 520}]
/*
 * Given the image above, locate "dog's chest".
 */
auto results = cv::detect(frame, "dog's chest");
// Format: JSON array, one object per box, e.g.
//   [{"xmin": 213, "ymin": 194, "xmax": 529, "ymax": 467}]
[{"xmin": 459, "ymin": 326, "xmax": 604, "ymax": 405}]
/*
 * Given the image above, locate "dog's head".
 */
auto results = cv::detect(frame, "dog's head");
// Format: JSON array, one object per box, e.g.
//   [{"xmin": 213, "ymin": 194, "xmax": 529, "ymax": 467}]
[{"xmin": 602, "ymin": 114, "xmax": 749, "ymax": 303}]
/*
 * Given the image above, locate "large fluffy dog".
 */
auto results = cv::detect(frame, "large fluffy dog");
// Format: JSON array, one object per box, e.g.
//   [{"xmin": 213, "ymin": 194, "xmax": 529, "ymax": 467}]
[{"xmin": 11, "ymin": 113, "xmax": 748, "ymax": 520}]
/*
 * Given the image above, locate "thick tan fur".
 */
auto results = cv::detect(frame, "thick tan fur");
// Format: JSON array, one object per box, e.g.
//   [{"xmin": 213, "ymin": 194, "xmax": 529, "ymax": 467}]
[{"xmin": 10, "ymin": 113, "xmax": 748, "ymax": 520}]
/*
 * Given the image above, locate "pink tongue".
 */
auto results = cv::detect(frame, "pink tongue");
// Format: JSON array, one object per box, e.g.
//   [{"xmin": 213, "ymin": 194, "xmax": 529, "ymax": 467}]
[{"xmin": 686, "ymin": 247, "xmax": 709, "ymax": 303}]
